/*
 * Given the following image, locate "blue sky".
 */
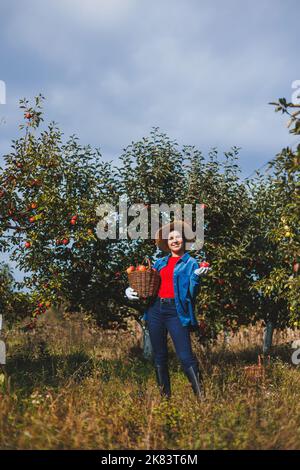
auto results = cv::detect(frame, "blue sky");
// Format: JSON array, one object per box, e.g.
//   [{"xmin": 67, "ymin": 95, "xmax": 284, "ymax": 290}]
[{"xmin": 0, "ymin": 0, "xmax": 299, "ymax": 279}]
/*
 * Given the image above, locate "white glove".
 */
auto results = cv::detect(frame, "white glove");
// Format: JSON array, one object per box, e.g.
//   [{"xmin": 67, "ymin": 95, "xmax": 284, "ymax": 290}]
[
  {"xmin": 194, "ymin": 267, "xmax": 211, "ymax": 276},
  {"xmin": 125, "ymin": 286, "xmax": 139, "ymax": 300}
]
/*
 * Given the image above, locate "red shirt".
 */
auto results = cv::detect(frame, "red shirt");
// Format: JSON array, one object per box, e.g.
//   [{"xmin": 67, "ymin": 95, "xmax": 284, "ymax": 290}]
[{"xmin": 157, "ymin": 256, "xmax": 182, "ymax": 298}]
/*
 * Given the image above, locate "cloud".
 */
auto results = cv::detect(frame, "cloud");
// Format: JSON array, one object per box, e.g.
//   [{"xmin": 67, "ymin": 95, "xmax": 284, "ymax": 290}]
[{"xmin": 0, "ymin": 0, "xmax": 299, "ymax": 170}]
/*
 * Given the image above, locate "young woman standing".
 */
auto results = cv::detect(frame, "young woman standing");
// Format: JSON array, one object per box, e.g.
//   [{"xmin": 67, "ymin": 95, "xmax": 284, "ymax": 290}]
[{"xmin": 125, "ymin": 220, "xmax": 210, "ymax": 400}]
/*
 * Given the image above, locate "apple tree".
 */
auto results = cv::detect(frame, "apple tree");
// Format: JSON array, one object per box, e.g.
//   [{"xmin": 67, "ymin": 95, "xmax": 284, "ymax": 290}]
[
  {"xmin": 183, "ymin": 146, "xmax": 261, "ymax": 340},
  {"xmin": 251, "ymin": 98, "xmax": 300, "ymax": 335},
  {"xmin": 0, "ymin": 95, "xmax": 129, "ymax": 328}
]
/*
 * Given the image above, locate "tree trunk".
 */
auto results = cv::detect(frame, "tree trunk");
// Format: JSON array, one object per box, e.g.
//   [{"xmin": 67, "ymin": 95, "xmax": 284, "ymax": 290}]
[
  {"xmin": 142, "ymin": 325, "xmax": 153, "ymax": 360},
  {"xmin": 223, "ymin": 328, "xmax": 231, "ymax": 348},
  {"xmin": 263, "ymin": 320, "xmax": 274, "ymax": 355}
]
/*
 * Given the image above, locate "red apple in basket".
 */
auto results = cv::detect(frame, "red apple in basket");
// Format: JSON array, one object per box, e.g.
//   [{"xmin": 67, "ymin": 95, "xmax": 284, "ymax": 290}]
[
  {"xmin": 137, "ymin": 265, "xmax": 147, "ymax": 272},
  {"xmin": 126, "ymin": 266, "xmax": 135, "ymax": 274}
]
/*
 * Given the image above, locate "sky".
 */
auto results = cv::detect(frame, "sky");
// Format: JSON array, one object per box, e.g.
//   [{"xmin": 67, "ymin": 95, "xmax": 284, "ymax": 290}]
[{"xmin": 0, "ymin": 0, "xmax": 299, "ymax": 280}]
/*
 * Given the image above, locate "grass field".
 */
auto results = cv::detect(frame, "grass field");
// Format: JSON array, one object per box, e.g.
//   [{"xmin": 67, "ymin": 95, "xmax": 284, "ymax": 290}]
[{"xmin": 1, "ymin": 310, "xmax": 300, "ymax": 450}]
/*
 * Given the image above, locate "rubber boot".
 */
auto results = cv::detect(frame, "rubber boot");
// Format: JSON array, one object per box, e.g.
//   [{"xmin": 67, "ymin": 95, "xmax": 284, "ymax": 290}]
[
  {"xmin": 154, "ymin": 364, "xmax": 171, "ymax": 399},
  {"xmin": 184, "ymin": 364, "xmax": 203, "ymax": 400}
]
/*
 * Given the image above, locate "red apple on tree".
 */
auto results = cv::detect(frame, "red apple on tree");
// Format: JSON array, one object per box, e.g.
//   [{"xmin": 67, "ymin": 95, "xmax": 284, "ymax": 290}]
[{"xmin": 30, "ymin": 179, "xmax": 40, "ymax": 187}]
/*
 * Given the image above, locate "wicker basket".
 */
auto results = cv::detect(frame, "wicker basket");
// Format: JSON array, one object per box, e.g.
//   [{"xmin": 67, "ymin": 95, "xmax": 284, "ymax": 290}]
[
  {"xmin": 128, "ymin": 257, "xmax": 161, "ymax": 299},
  {"xmin": 243, "ymin": 355, "xmax": 270, "ymax": 382}
]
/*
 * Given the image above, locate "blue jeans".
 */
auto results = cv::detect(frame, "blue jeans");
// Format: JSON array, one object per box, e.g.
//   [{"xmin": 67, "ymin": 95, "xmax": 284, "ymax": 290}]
[{"xmin": 146, "ymin": 298, "xmax": 199, "ymax": 374}]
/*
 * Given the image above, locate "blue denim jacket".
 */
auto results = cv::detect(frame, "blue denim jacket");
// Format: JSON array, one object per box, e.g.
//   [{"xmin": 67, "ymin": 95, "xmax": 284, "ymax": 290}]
[{"xmin": 142, "ymin": 252, "xmax": 201, "ymax": 327}]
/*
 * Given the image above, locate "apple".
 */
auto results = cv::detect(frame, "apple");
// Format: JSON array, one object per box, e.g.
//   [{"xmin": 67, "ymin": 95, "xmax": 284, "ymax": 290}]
[
  {"xmin": 45, "ymin": 301, "xmax": 51, "ymax": 308},
  {"xmin": 199, "ymin": 261, "xmax": 210, "ymax": 268},
  {"xmin": 70, "ymin": 219, "xmax": 76, "ymax": 225},
  {"xmin": 293, "ymin": 262, "xmax": 299, "ymax": 273},
  {"xmin": 137, "ymin": 265, "xmax": 147, "ymax": 272},
  {"xmin": 25, "ymin": 241, "xmax": 31, "ymax": 248},
  {"xmin": 62, "ymin": 238, "xmax": 69, "ymax": 245},
  {"xmin": 25, "ymin": 112, "xmax": 33, "ymax": 119},
  {"xmin": 217, "ymin": 279, "xmax": 225, "ymax": 285},
  {"xmin": 201, "ymin": 203, "xmax": 207, "ymax": 209},
  {"xmin": 29, "ymin": 216, "xmax": 35, "ymax": 223},
  {"xmin": 126, "ymin": 266, "xmax": 135, "ymax": 274},
  {"xmin": 31, "ymin": 202, "xmax": 37, "ymax": 209}
]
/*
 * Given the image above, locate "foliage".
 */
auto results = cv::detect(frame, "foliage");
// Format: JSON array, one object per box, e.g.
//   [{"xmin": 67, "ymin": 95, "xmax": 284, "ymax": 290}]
[
  {"xmin": 251, "ymin": 99, "xmax": 300, "ymax": 328},
  {"xmin": 0, "ymin": 94, "xmax": 298, "ymax": 335}
]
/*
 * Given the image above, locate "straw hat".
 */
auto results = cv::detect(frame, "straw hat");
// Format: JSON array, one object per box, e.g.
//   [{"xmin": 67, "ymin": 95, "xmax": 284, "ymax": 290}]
[{"xmin": 154, "ymin": 219, "xmax": 196, "ymax": 252}]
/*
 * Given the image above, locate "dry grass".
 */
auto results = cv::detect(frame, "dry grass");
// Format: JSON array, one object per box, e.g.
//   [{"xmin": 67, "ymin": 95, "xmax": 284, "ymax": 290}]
[{"xmin": 1, "ymin": 310, "xmax": 300, "ymax": 450}]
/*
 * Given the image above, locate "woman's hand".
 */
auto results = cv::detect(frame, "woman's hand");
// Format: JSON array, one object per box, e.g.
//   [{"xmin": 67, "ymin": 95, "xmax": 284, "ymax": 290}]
[
  {"xmin": 193, "ymin": 266, "xmax": 211, "ymax": 276},
  {"xmin": 125, "ymin": 286, "xmax": 139, "ymax": 300}
]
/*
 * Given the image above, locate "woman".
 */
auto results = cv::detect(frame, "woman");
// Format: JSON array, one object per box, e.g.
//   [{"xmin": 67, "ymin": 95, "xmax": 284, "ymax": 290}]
[{"xmin": 125, "ymin": 220, "xmax": 210, "ymax": 400}]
